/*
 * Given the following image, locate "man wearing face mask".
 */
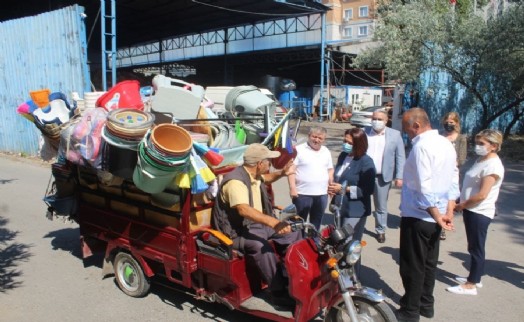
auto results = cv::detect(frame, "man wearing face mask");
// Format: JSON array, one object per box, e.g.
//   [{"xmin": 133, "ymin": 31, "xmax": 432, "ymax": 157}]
[
  {"xmin": 288, "ymin": 126, "xmax": 334, "ymax": 229},
  {"xmin": 365, "ymin": 110, "xmax": 406, "ymax": 243},
  {"xmin": 212, "ymin": 143, "xmax": 301, "ymax": 307}
]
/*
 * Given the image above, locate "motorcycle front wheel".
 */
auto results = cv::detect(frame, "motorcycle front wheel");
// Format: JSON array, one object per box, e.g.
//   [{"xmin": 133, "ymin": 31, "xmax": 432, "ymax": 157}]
[{"xmin": 324, "ymin": 297, "xmax": 397, "ymax": 322}]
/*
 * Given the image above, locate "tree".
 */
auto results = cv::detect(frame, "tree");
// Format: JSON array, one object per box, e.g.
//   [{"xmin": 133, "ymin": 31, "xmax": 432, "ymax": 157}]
[{"xmin": 353, "ymin": 0, "xmax": 524, "ymax": 136}]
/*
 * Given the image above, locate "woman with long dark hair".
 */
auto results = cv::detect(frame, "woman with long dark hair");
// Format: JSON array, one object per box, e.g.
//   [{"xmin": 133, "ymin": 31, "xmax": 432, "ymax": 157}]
[{"xmin": 328, "ymin": 128, "xmax": 376, "ymax": 275}]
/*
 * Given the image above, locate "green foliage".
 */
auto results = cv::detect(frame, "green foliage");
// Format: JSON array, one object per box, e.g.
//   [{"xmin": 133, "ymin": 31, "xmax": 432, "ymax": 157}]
[{"xmin": 354, "ymin": 0, "xmax": 524, "ymax": 133}]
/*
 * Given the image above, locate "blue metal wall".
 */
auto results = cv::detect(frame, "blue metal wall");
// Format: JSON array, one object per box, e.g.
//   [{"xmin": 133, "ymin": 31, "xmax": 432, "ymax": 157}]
[
  {"xmin": 418, "ymin": 69, "xmax": 523, "ymax": 135},
  {"xmin": 0, "ymin": 5, "xmax": 90, "ymax": 155}
]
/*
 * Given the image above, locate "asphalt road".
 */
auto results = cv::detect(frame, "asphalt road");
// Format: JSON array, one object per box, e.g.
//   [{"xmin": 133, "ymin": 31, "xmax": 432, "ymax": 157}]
[{"xmin": 1, "ymin": 150, "xmax": 523, "ymax": 322}]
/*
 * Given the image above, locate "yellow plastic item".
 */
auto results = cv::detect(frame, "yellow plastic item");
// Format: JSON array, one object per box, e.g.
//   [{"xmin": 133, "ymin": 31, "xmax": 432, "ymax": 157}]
[
  {"xmin": 199, "ymin": 167, "xmax": 216, "ymax": 183},
  {"xmin": 19, "ymin": 113, "xmax": 35, "ymax": 122},
  {"xmin": 175, "ymin": 172, "xmax": 191, "ymax": 189},
  {"xmin": 273, "ymin": 126, "xmax": 282, "ymax": 148}
]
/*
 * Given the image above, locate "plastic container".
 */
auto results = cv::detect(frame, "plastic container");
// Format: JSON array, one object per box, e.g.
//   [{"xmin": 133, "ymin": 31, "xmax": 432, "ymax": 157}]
[
  {"xmin": 133, "ymin": 156, "xmax": 178, "ymax": 194},
  {"xmin": 84, "ymin": 92, "xmax": 105, "ymax": 109},
  {"xmin": 150, "ymin": 124, "xmax": 192, "ymax": 156},
  {"xmin": 105, "ymin": 142, "xmax": 138, "ymax": 179},
  {"xmin": 30, "ymin": 89, "xmax": 51, "ymax": 108},
  {"xmin": 212, "ymin": 145, "xmax": 247, "ymax": 169},
  {"xmin": 97, "ymin": 80, "xmax": 144, "ymax": 111},
  {"xmin": 271, "ymin": 146, "xmax": 297, "ymax": 170}
]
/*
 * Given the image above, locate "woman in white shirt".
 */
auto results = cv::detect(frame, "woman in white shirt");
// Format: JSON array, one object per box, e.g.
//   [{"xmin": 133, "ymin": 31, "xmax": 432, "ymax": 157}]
[{"xmin": 447, "ymin": 129, "xmax": 505, "ymax": 296}]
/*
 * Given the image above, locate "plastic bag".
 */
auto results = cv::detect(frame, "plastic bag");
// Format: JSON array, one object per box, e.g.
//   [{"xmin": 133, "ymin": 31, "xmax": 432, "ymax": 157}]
[{"xmin": 63, "ymin": 108, "xmax": 107, "ymax": 168}]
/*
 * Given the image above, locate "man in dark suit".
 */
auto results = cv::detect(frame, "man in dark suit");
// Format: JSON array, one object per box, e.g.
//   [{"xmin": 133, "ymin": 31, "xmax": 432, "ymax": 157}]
[{"xmin": 365, "ymin": 109, "xmax": 406, "ymax": 243}]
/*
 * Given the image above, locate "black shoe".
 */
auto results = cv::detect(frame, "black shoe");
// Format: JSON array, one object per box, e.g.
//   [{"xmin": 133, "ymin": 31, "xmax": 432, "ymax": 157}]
[
  {"xmin": 377, "ymin": 233, "xmax": 386, "ymax": 243},
  {"xmin": 395, "ymin": 309, "xmax": 420, "ymax": 322},
  {"xmin": 440, "ymin": 231, "xmax": 446, "ymax": 240},
  {"xmin": 270, "ymin": 291, "xmax": 296, "ymax": 308},
  {"xmin": 420, "ymin": 307, "xmax": 434, "ymax": 319}
]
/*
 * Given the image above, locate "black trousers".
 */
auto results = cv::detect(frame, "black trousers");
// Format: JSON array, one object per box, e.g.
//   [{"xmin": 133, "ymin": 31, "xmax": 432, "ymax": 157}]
[
  {"xmin": 292, "ymin": 194, "xmax": 328, "ymax": 230},
  {"xmin": 238, "ymin": 223, "xmax": 302, "ymax": 292},
  {"xmin": 399, "ymin": 217, "xmax": 441, "ymax": 321},
  {"xmin": 463, "ymin": 209, "xmax": 492, "ymax": 284}
]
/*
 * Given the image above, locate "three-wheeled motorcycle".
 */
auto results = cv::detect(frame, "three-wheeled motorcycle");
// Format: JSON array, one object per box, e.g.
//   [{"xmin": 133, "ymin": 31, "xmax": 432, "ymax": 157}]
[{"xmin": 46, "ymin": 163, "xmax": 396, "ymax": 322}]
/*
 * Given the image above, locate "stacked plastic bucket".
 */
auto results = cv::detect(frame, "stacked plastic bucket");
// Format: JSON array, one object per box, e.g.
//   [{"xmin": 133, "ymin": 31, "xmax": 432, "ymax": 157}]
[
  {"xmin": 133, "ymin": 124, "xmax": 192, "ymax": 194},
  {"xmin": 102, "ymin": 109, "xmax": 155, "ymax": 179}
]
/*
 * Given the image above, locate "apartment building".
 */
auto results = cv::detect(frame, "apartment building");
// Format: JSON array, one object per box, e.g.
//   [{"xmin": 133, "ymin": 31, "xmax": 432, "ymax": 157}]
[{"xmin": 323, "ymin": 0, "xmax": 378, "ymax": 54}]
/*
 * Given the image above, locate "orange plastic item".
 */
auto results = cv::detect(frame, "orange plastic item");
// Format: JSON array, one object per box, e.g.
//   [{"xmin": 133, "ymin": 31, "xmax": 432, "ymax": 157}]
[{"xmin": 29, "ymin": 89, "xmax": 51, "ymax": 108}]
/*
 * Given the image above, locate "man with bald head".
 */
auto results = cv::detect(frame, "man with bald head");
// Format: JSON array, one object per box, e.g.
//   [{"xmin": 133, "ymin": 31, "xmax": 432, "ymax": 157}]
[{"xmin": 397, "ymin": 108, "xmax": 459, "ymax": 322}]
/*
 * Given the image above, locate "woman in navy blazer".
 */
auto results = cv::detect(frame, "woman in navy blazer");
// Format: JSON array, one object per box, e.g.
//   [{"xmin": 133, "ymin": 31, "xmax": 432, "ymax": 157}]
[{"xmin": 329, "ymin": 128, "xmax": 376, "ymax": 274}]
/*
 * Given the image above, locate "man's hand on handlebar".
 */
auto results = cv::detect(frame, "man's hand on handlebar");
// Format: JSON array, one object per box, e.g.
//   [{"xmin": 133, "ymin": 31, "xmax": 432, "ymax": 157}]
[{"xmin": 273, "ymin": 221, "xmax": 292, "ymax": 235}]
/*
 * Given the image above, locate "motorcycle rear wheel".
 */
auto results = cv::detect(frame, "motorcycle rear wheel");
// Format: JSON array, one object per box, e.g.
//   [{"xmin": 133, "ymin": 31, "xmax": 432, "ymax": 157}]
[
  {"xmin": 114, "ymin": 252, "xmax": 151, "ymax": 298},
  {"xmin": 324, "ymin": 297, "xmax": 396, "ymax": 322}
]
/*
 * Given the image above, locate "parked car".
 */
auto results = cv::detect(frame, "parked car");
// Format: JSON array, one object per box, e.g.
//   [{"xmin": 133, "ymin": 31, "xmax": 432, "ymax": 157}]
[{"xmin": 349, "ymin": 105, "xmax": 391, "ymax": 128}]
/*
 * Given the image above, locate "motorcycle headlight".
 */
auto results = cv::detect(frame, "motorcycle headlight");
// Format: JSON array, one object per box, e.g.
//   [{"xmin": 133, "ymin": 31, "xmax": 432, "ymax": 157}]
[{"xmin": 345, "ymin": 240, "xmax": 362, "ymax": 265}]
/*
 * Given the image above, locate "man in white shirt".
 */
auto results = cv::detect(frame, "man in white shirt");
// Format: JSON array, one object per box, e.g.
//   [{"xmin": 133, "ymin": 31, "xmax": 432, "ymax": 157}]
[
  {"xmin": 288, "ymin": 126, "xmax": 334, "ymax": 229},
  {"xmin": 365, "ymin": 110, "xmax": 405, "ymax": 243},
  {"xmin": 396, "ymin": 108, "xmax": 459, "ymax": 322}
]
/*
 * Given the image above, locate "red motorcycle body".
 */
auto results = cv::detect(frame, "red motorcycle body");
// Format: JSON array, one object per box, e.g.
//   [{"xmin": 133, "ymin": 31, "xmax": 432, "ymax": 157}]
[
  {"xmin": 285, "ymin": 238, "xmax": 340, "ymax": 321},
  {"xmin": 75, "ymin": 167, "xmax": 338, "ymax": 322}
]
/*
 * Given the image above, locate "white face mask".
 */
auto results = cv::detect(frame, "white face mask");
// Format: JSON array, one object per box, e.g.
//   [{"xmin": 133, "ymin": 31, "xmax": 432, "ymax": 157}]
[
  {"xmin": 371, "ymin": 120, "xmax": 386, "ymax": 132},
  {"xmin": 474, "ymin": 144, "xmax": 489, "ymax": 156}
]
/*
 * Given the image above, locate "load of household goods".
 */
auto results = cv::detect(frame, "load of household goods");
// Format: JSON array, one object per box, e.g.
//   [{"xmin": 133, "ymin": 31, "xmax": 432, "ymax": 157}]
[{"xmin": 17, "ymin": 75, "xmax": 295, "ymax": 221}]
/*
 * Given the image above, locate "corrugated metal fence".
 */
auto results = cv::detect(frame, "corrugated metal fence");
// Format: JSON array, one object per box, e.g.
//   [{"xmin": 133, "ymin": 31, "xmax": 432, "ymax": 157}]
[{"xmin": 0, "ymin": 5, "xmax": 89, "ymax": 155}]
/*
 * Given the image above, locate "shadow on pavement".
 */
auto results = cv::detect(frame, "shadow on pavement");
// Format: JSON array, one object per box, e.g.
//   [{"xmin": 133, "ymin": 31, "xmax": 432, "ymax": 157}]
[
  {"xmin": 150, "ymin": 280, "xmax": 270, "ymax": 322},
  {"xmin": 0, "ymin": 213, "xmax": 32, "ymax": 293},
  {"xmin": 446, "ymin": 251, "xmax": 524, "ymax": 290},
  {"xmin": 43, "ymin": 227, "xmax": 83, "ymax": 258},
  {"xmin": 360, "ymin": 263, "xmax": 401, "ymax": 302},
  {"xmin": 494, "ymin": 162, "xmax": 524, "ymax": 246}
]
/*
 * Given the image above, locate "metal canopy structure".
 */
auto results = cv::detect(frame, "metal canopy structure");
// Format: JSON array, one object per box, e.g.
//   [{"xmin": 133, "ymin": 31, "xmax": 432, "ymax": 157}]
[
  {"xmin": 3, "ymin": 0, "xmax": 331, "ymax": 114},
  {"xmin": 2, "ymin": 0, "xmax": 329, "ymax": 88},
  {"xmin": 1, "ymin": 0, "xmax": 328, "ymax": 48}
]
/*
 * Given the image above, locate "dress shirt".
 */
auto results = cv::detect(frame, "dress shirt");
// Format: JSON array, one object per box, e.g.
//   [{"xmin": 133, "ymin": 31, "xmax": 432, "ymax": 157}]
[
  {"xmin": 367, "ymin": 129, "xmax": 386, "ymax": 174},
  {"xmin": 400, "ymin": 130, "xmax": 459, "ymax": 222}
]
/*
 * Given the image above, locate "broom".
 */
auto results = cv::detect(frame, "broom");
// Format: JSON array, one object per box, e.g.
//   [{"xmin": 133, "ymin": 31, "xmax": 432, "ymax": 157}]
[
  {"xmin": 189, "ymin": 154, "xmax": 209, "ymax": 194},
  {"xmin": 193, "ymin": 142, "xmax": 224, "ymax": 166},
  {"xmin": 175, "ymin": 169, "xmax": 191, "ymax": 189},
  {"xmin": 192, "ymin": 149, "xmax": 216, "ymax": 183}
]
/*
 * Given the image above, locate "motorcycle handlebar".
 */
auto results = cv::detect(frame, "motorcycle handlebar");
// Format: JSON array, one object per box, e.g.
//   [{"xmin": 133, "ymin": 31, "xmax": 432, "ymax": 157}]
[{"xmin": 289, "ymin": 221, "xmax": 318, "ymax": 234}]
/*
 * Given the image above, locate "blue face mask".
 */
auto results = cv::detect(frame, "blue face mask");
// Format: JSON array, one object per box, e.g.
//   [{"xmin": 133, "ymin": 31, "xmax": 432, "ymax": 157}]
[{"xmin": 342, "ymin": 143, "xmax": 353, "ymax": 154}]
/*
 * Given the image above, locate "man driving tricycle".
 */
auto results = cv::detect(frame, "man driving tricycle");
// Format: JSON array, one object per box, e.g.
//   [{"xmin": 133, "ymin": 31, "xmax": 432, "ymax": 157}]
[{"xmin": 212, "ymin": 143, "xmax": 302, "ymax": 307}]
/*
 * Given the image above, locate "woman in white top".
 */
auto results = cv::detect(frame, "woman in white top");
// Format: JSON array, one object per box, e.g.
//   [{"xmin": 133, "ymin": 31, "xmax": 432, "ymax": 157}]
[{"xmin": 447, "ymin": 129, "xmax": 505, "ymax": 296}]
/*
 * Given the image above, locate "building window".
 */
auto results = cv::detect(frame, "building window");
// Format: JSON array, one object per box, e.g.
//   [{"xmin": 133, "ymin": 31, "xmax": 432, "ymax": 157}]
[
  {"xmin": 358, "ymin": 25, "xmax": 368, "ymax": 37},
  {"xmin": 359, "ymin": 6, "xmax": 369, "ymax": 18},
  {"xmin": 344, "ymin": 9, "xmax": 353, "ymax": 21},
  {"xmin": 351, "ymin": 94, "xmax": 360, "ymax": 104},
  {"xmin": 343, "ymin": 27, "xmax": 353, "ymax": 38}
]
